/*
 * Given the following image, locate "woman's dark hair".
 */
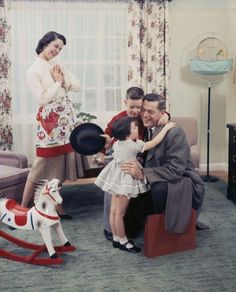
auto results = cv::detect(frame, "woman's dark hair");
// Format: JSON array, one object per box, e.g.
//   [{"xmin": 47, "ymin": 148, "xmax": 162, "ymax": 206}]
[
  {"xmin": 35, "ymin": 31, "xmax": 66, "ymax": 55},
  {"xmin": 112, "ymin": 116, "xmax": 133, "ymax": 141}
]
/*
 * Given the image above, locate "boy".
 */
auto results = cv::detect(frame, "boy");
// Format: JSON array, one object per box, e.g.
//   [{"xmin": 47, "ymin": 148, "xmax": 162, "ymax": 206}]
[{"xmin": 97, "ymin": 86, "xmax": 145, "ymax": 165}]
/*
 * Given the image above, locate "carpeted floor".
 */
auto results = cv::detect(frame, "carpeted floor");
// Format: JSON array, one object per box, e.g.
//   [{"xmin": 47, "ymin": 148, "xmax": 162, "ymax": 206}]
[{"xmin": 1, "ymin": 180, "xmax": 236, "ymax": 292}]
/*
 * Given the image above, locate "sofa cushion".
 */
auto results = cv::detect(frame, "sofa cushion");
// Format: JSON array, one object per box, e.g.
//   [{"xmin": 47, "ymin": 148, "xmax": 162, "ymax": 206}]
[
  {"xmin": 172, "ymin": 117, "xmax": 198, "ymax": 147},
  {"xmin": 0, "ymin": 165, "xmax": 29, "ymax": 188}
]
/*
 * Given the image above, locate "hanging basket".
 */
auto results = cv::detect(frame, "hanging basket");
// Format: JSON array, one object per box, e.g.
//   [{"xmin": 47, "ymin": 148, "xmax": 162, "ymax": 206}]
[{"xmin": 190, "ymin": 58, "xmax": 233, "ymax": 75}]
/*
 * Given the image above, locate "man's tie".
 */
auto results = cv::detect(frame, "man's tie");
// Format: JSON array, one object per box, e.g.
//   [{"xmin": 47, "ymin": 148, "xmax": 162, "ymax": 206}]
[{"xmin": 148, "ymin": 128, "xmax": 153, "ymax": 141}]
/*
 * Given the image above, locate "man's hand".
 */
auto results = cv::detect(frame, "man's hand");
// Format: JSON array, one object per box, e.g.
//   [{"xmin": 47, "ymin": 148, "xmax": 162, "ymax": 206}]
[{"xmin": 121, "ymin": 161, "xmax": 144, "ymax": 180}]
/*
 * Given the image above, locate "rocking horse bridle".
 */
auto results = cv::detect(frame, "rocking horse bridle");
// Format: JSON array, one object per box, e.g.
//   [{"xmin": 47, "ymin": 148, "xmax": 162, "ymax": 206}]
[
  {"xmin": 44, "ymin": 185, "xmax": 60, "ymax": 203},
  {"xmin": 34, "ymin": 183, "xmax": 61, "ymax": 220}
]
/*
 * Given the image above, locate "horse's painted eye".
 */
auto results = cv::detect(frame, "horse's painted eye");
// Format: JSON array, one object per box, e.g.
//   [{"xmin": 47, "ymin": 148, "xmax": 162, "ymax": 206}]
[{"xmin": 42, "ymin": 202, "xmax": 46, "ymax": 209}]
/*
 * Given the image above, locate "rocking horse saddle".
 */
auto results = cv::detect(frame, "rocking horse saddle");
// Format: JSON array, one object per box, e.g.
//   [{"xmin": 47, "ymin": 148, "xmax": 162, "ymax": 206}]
[{"xmin": 5, "ymin": 199, "xmax": 29, "ymax": 226}]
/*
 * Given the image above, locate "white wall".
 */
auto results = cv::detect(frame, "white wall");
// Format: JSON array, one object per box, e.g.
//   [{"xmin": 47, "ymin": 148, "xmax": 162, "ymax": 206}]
[{"xmin": 169, "ymin": 0, "xmax": 236, "ymax": 171}]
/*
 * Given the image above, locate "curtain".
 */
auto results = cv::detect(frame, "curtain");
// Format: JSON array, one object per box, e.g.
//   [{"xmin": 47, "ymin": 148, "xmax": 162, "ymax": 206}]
[
  {"xmin": 0, "ymin": 0, "xmax": 12, "ymax": 151},
  {"xmin": 127, "ymin": 0, "xmax": 171, "ymax": 106}
]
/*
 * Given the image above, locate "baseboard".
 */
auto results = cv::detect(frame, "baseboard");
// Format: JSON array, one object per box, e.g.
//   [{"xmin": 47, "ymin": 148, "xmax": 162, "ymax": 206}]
[{"xmin": 199, "ymin": 163, "xmax": 228, "ymax": 172}]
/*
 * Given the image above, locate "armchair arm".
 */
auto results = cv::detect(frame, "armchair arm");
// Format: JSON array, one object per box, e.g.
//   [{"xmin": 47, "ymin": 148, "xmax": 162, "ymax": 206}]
[{"xmin": 0, "ymin": 151, "xmax": 28, "ymax": 169}]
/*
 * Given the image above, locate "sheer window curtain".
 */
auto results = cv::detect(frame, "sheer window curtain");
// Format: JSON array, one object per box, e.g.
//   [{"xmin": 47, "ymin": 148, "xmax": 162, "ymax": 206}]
[{"xmin": 10, "ymin": 0, "xmax": 128, "ymax": 163}]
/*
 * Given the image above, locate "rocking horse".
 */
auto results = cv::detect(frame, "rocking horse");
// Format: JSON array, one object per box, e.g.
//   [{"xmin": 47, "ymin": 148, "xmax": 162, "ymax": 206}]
[{"xmin": 0, "ymin": 178, "xmax": 76, "ymax": 265}]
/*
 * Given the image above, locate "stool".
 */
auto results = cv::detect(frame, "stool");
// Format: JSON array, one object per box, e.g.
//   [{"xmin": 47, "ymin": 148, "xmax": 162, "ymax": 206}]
[{"xmin": 144, "ymin": 209, "xmax": 196, "ymax": 258}]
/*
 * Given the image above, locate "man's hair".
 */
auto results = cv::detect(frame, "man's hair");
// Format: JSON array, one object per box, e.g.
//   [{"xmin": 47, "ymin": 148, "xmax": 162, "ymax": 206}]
[
  {"xmin": 111, "ymin": 116, "xmax": 132, "ymax": 141},
  {"xmin": 126, "ymin": 87, "xmax": 144, "ymax": 100},
  {"xmin": 143, "ymin": 93, "xmax": 166, "ymax": 110}
]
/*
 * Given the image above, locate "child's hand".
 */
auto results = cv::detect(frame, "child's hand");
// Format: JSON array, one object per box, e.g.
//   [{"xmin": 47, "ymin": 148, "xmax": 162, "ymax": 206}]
[
  {"xmin": 100, "ymin": 134, "xmax": 112, "ymax": 149},
  {"xmin": 158, "ymin": 112, "xmax": 169, "ymax": 125},
  {"xmin": 94, "ymin": 153, "xmax": 106, "ymax": 166}
]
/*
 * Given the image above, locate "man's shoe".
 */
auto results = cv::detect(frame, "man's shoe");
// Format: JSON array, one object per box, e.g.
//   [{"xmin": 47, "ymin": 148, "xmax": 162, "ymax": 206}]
[
  {"xmin": 104, "ymin": 229, "xmax": 113, "ymax": 242},
  {"xmin": 119, "ymin": 240, "xmax": 141, "ymax": 253},
  {"xmin": 112, "ymin": 240, "xmax": 120, "ymax": 248}
]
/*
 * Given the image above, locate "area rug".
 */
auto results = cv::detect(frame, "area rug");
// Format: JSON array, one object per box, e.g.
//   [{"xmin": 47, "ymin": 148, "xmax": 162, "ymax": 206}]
[{"xmin": 1, "ymin": 180, "xmax": 236, "ymax": 292}]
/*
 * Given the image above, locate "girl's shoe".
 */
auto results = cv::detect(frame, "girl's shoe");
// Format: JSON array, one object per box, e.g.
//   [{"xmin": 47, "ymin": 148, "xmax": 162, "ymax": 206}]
[
  {"xmin": 112, "ymin": 240, "xmax": 120, "ymax": 248},
  {"xmin": 119, "ymin": 240, "xmax": 141, "ymax": 253}
]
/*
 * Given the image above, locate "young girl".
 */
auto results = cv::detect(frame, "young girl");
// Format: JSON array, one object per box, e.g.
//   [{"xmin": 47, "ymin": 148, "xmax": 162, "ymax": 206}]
[{"xmin": 95, "ymin": 116, "xmax": 175, "ymax": 253}]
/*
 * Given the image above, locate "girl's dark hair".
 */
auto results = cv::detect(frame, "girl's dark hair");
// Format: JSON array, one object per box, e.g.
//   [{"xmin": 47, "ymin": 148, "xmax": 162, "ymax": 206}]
[
  {"xmin": 112, "ymin": 116, "xmax": 133, "ymax": 141},
  {"xmin": 35, "ymin": 31, "xmax": 66, "ymax": 55}
]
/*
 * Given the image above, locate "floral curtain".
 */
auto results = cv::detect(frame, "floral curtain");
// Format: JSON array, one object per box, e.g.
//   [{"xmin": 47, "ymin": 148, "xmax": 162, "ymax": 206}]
[
  {"xmin": 0, "ymin": 0, "xmax": 12, "ymax": 151},
  {"xmin": 128, "ymin": 0, "xmax": 171, "ymax": 105}
]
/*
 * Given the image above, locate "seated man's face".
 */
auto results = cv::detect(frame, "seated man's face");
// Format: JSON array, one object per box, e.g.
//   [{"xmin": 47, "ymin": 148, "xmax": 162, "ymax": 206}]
[
  {"xmin": 124, "ymin": 98, "xmax": 143, "ymax": 118},
  {"xmin": 141, "ymin": 100, "xmax": 162, "ymax": 128}
]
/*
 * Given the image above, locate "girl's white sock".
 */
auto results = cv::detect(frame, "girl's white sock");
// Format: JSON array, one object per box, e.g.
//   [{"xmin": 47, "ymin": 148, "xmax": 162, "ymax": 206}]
[
  {"xmin": 119, "ymin": 236, "xmax": 133, "ymax": 248},
  {"xmin": 113, "ymin": 235, "xmax": 119, "ymax": 242}
]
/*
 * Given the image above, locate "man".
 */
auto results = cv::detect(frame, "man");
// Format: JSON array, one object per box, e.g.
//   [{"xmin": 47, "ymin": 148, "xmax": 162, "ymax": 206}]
[{"xmin": 122, "ymin": 93, "xmax": 205, "ymax": 234}]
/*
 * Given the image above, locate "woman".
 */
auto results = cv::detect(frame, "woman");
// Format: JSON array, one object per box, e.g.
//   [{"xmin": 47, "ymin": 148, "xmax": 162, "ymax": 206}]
[{"xmin": 21, "ymin": 31, "xmax": 82, "ymax": 218}]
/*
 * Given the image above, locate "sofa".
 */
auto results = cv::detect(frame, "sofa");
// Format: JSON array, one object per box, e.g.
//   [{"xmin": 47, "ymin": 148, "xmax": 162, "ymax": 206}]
[
  {"xmin": 172, "ymin": 117, "xmax": 200, "ymax": 171},
  {"xmin": 0, "ymin": 151, "xmax": 30, "ymax": 202}
]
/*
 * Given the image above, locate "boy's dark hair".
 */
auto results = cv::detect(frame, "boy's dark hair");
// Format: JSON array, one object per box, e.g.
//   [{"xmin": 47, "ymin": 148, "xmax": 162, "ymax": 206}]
[
  {"xmin": 126, "ymin": 87, "xmax": 144, "ymax": 100},
  {"xmin": 112, "ymin": 116, "xmax": 133, "ymax": 141},
  {"xmin": 35, "ymin": 31, "xmax": 66, "ymax": 55},
  {"xmin": 143, "ymin": 93, "xmax": 166, "ymax": 111}
]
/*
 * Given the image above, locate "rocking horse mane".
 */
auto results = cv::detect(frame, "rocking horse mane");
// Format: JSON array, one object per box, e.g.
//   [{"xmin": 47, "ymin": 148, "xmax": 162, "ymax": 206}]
[{"xmin": 34, "ymin": 180, "xmax": 48, "ymax": 203}]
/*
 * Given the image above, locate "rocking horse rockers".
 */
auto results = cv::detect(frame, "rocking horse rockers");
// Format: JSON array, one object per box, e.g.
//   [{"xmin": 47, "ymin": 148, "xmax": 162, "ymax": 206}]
[{"xmin": 0, "ymin": 178, "xmax": 76, "ymax": 265}]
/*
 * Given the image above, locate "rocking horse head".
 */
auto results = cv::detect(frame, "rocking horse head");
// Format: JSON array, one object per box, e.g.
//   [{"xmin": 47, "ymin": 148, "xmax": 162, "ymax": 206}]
[{"xmin": 34, "ymin": 179, "xmax": 62, "ymax": 214}]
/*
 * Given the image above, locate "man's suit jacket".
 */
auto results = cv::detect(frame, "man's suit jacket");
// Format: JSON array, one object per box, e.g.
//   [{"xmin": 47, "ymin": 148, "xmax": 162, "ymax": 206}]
[{"xmin": 143, "ymin": 124, "xmax": 204, "ymax": 233}]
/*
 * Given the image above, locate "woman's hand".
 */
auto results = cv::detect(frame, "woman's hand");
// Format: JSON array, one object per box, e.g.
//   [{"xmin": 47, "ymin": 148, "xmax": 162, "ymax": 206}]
[
  {"xmin": 121, "ymin": 161, "xmax": 144, "ymax": 180},
  {"xmin": 52, "ymin": 65, "xmax": 63, "ymax": 85}
]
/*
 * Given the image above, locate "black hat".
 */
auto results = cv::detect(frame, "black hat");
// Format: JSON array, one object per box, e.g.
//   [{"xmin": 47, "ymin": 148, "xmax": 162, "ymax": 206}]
[{"xmin": 70, "ymin": 123, "xmax": 106, "ymax": 155}]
